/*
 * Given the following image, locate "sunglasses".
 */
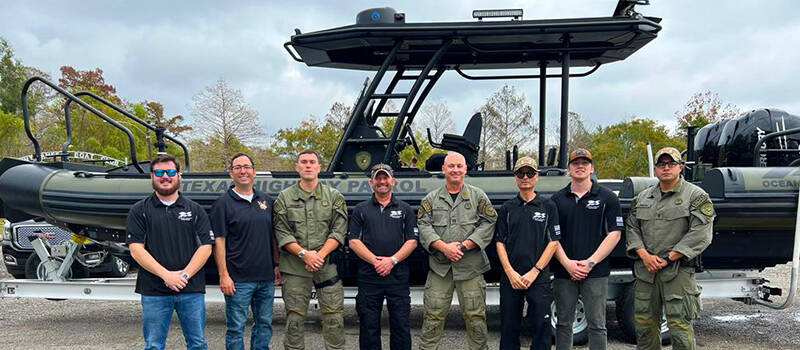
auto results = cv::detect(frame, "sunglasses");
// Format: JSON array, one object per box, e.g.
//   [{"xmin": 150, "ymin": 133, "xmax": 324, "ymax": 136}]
[
  {"xmin": 655, "ymin": 161, "xmax": 680, "ymax": 169},
  {"xmin": 515, "ymin": 169, "xmax": 537, "ymax": 179},
  {"xmin": 152, "ymin": 169, "xmax": 178, "ymax": 177}
]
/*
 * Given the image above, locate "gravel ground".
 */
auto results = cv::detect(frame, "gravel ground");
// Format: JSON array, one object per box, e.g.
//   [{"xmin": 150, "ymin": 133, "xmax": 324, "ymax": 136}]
[{"xmin": 2, "ymin": 247, "xmax": 798, "ymax": 349}]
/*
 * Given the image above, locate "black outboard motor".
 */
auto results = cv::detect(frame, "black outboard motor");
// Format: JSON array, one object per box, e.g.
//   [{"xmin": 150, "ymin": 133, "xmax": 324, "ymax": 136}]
[
  {"xmin": 696, "ymin": 119, "xmax": 731, "ymax": 167},
  {"xmin": 717, "ymin": 109, "xmax": 800, "ymax": 167}
]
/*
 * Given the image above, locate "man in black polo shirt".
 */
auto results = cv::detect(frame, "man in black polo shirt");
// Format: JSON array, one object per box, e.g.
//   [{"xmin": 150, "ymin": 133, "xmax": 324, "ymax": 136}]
[
  {"xmin": 347, "ymin": 163, "xmax": 418, "ymax": 350},
  {"xmin": 552, "ymin": 149, "xmax": 623, "ymax": 350},
  {"xmin": 495, "ymin": 156, "xmax": 561, "ymax": 350},
  {"xmin": 126, "ymin": 154, "xmax": 214, "ymax": 350},
  {"xmin": 211, "ymin": 153, "xmax": 280, "ymax": 350}
]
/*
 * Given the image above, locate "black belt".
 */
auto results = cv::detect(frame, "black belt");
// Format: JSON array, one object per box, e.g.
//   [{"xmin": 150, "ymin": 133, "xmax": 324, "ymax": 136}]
[{"xmin": 314, "ymin": 275, "xmax": 341, "ymax": 289}]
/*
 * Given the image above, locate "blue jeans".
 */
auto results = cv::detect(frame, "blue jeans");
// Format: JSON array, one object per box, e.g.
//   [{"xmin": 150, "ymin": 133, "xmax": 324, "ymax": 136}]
[
  {"xmin": 224, "ymin": 280, "xmax": 275, "ymax": 350},
  {"xmin": 141, "ymin": 293, "xmax": 208, "ymax": 350}
]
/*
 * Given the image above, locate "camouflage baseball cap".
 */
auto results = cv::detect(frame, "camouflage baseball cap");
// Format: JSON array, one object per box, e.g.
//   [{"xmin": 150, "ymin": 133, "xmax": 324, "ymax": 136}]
[
  {"xmin": 568, "ymin": 148, "xmax": 593, "ymax": 163},
  {"xmin": 513, "ymin": 156, "xmax": 538, "ymax": 172},
  {"xmin": 370, "ymin": 163, "xmax": 394, "ymax": 178},
  {"xmin": 654, "ymin": 147, "xmax": 682, "ymax": 163}
]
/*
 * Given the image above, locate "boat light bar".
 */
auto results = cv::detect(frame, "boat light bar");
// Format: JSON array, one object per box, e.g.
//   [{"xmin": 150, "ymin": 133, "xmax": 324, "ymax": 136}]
[{"xmin": 472, "ymin": 9, "xmax": 523, "ymax": 20}]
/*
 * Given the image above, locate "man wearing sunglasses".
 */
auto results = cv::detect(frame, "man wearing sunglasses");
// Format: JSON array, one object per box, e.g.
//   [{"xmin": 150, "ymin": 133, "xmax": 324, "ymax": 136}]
[
  {"xmin": 551, "ymin": 149, "xmax": 623, "ymax": 350},
  {"xmin": 211, "ymin": 153, "xmax": 280, "ymax": 350},
  {"xmin": 494, "ymin": 156, "xmax": 561, "ymax": 350},
  {"xmin": 126, "ymin": 154, "xmax": 214, "ymax": 350},
  {"xmin": 626, "ymin": 147, "xmax": 714, "ymax": 350},
  {"xmin": 418, "ymin": 152, "xmax": 497, "ymax": 350}
]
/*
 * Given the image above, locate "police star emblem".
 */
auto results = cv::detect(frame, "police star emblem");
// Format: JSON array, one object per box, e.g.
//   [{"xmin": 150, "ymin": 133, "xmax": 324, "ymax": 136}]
[{"xmin": 258, "ymin": 200, "xmax": 268, "ymax": 210}]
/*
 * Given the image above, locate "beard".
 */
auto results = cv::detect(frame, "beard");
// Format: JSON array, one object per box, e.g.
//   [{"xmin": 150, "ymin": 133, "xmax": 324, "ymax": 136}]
[{"xmin": 152, "ymin": 178, "xmax": 180, "ymax": 196}]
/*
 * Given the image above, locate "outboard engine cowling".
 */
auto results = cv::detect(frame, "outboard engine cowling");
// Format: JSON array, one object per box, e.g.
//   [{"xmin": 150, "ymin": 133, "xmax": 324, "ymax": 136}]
[{"xmin": 717, "ymin": 109, "xmax": 800, "ymax": 167}]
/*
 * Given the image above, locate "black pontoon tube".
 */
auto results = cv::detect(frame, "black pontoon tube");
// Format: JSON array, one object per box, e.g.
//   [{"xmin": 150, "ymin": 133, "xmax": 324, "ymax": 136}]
[{"xmin": 66, "ymin": 91, "xmax": 191, "ymax": 171}]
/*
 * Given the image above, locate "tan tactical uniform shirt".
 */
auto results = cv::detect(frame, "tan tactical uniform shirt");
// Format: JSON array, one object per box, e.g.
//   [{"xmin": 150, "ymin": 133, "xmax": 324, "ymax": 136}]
[
  {"xmin": 274, "ymin": 182, "xmax": 348, "ymax": 278},
  {"xmin": 626, "ymin": 178, "xmax": 715, "ymax": 283},
  {"xmin": 418, "ymin": 183, "xmax": 497, "ymax": 281}
]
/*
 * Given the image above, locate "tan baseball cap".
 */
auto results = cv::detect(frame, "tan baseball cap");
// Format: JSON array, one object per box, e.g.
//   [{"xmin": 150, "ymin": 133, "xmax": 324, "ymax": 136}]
[
  {"xmin": 513, "ymin": 156, "xmax": 538, "ymax": 172},
  {"xmin": 568, "ymin": 148, "xmax": 593, "ymax": 164},
  {"xmin": 370, "ymin": 163, "xmax": 394, "ymax": 178},
  {"xmin": 654, "ymin": 147, "xmax": 682, "ymax": 163}
]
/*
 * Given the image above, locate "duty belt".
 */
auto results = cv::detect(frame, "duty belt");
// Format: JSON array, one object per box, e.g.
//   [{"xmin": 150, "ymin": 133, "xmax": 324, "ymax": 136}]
[{"xmin": 314, "ymin": 275, "xmax": 341, "ymax": 289}]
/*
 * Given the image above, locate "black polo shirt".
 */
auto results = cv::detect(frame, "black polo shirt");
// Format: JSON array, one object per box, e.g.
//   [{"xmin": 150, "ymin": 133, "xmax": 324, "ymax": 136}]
[
  {"xmin": 347, "ymin": 194, "xmax": 417, "ymax": 285},
  {"xmin": 126, "ymin": 193, "xmax": 214, "ymax": 296},
  {"xmin": 550, "ymin": 180, "xmax": 624, "ymax": 279},
  {"xmin": 494, "ymin": 193, "xmax": 561, "ymax": 285},
  {"xmin": 210, "ymin": 188, "xmax": 276, "ymax": 282}
]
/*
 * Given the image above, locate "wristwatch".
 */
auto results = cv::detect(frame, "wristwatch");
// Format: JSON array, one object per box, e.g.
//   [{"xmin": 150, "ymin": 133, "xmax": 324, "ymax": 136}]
[
  {"xmin": 390, "ymin": 257, "xmax": 399, "ymax": 266},
  {"xmin": 587, "ymin": 259, "xmax": 596, "ymax": 269},
  {"xmin": 298, "ymin": 249, "xmax": 307, "ymax": 259},
  {"xmin": 534, "ymin": 264, "xmax": 543, "ymax": 272}
]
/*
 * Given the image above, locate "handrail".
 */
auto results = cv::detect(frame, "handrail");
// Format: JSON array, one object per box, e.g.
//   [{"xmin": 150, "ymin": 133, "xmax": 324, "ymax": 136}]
[
  {"xmin": 67, "ymin": 91, "xmax": 191, "ymax": 172},
  {"xmin": 751, "ymin": 126, "xmax": 800, "ymax": 166},
  {"xmin": 283, "ymin": 42, "xmax": 303, "ymax": 62},
  {"xmin": 20, "ymin": 77, "xmax": 144, "ymax": 173},
  {"xmin": 454, "ymin": 63, "xmax": 600, "ymax": 80}
]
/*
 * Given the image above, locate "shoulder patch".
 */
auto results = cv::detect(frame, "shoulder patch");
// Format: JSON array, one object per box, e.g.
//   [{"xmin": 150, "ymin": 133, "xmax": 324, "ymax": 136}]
[
  {"xmin": 418, "ymin": 199, "xmax": 432, "ymax": 219},
  {"xmin": 478, "ymin": 198, "xmax": 497, "ymax": 217},
  {"xmin": 700, "ymin": 202, "xmax": 714, "ymax": 217},
  {"xmin": 333, "ymin": 196, "xmax": 345, "ymax": 208},
  {"xmin": 691, "ymin": 194, "xmax": 714, "ymax": 217}
]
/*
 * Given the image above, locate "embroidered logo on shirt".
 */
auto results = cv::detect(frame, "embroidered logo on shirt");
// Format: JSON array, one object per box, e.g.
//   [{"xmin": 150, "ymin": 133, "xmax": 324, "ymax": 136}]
[
  {"xmin": 178, "ymin": 211, "xmax": 192, "ymax": 221},
  {"xmin": 209, "ymin": 230, "xmax": 215, "ymax": 239},
  {"xmin": 258, "ymin": 201, "xmax": 268, "ymax": 210},
  {"xmin": 616, "ymin": 216, "xmax": 624, "ymax": 227},
  {"xmin": 390, "ymin": 210, "xmax": 403, "ymax": 219},
  {"xmin": 586, "ymin": 200, "xmax": 601, "ymax": 209},
  {"xmin": 413, "ymin": 227, "xmax": 420, "ymax": 238},
  {"xmin": 554, "ymin": 225, "xmax": 561, "ymax": 236},
  {"xmin": 532, "ymin": 212, "xmax": 546, "ymax": 222}
]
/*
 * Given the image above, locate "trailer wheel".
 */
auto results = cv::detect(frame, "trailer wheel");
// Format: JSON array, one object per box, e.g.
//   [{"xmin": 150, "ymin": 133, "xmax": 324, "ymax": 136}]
[
  {"xmin": 615, "ymin": 283, "xmax": 670, "ymax": 345},
  {"xmin": 550, "ymin": 298, "xmax": 589, "ymax": 345},
  {"xmin": 25, "ymin": 253, "xmax": 89, "ymax": 280}
]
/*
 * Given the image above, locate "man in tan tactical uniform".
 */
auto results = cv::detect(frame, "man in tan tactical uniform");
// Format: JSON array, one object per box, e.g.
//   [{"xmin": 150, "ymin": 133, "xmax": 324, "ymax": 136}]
[
  {"xmin": 626, "ymin": 147, "xmax": 714, "ymax": 350},
  {"xmin": 274, "ymin": 150, "xmax": 348, "ymax": 350},
  {"xmin": 417, "ymin": 152, "xmax": 497, "ymax": 350}
]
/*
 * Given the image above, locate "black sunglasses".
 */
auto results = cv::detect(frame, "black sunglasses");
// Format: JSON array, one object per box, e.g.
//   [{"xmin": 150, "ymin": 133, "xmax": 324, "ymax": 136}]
[
  {"xmin": 152, "ymin": 169, "xmax": 178, "ymax": 177},
  {"xmin": 515, "ymin": 169, "xmax": 537, "ymax": 179}
]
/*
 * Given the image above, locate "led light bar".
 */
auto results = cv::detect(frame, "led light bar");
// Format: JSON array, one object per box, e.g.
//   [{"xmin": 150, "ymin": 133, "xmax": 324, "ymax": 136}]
[{"xmin": 472, "ymin": 9, "xmax": 523, "ymax": 20}]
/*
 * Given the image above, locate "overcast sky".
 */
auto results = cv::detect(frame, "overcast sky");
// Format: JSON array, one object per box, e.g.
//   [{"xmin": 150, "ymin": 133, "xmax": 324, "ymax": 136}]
[{"xmin": 2, "ymin": 1, "xmax": 799, "ymax": 140}]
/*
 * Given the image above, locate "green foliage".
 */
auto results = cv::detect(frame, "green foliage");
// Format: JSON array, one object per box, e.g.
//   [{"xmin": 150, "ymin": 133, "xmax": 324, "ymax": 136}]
[
  {"xmin": 589, "ymin": 118, "xmax": 682, "ymax": 178},
  {"xmin": 0, "ymin": 38, "xmax": 26, "ymax": 115},
  {"xmin": 270, "ymin": 118, "xmax": 340, "ymax": 168},
  {"xmin": 0, "ymin": 110, "xmax": 25, "ymax": 157}
]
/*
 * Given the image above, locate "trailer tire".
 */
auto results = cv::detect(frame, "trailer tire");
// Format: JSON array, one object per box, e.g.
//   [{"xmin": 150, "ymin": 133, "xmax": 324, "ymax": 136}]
[
  {"xmin": 550, "ymin": 299, "xmax": 589, "ymax": 346},
  {"xmin": 615, "ymin": 283, "xmax": 670, "ymax": 345}
]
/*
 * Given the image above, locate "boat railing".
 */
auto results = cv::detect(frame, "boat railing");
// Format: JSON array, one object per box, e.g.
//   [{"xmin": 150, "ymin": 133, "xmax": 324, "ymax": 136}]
[
  {"xmin": 20, "ymin": 76, "xmax": 145, "ymax": 173},
  {"xmin": 751, "ymin": 126, "xmax": 800, "ymax": 167},
  {"xmin": 64, "ymin": 91, "xmax": 190, "ymax": 172}
]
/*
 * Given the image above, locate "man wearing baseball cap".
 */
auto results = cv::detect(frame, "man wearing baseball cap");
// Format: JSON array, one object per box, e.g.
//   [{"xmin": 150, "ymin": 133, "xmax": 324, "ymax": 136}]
[
  {"xmin": 551, "ymin": 149, "xmax": 623, "ymax": 350},
  {"xmin": 626, "ymin": 147, "xmax": 714, "ymax": 350},
  {"xmin": 348, "ymin": 163, "xmax": 418, "ymax": 350},
  {"xmin": 495, "ymin": 156, "xmax": 561, "ymax": 350}
]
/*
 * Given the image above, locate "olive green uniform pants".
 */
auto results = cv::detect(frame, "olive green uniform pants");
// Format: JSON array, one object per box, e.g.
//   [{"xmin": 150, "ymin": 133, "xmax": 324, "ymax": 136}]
[
  {"xmin": 634, "ymin": 267, "xmax": 702, "ymax": 350},
  {"xmin": 419, "ymin": 270, "xmax": 488, "ymax": 350},
  {"xmin": 281, "ymin": 264, "xmax": 345, "ymax": 350}
]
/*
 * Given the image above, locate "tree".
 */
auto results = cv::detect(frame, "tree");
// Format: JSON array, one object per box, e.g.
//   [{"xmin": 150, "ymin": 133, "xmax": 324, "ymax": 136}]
[
  {"xmin": 547, "ymin": 111, "xmax": 593, "ymax": 159},
  {"xmin": 675, "ymin": 90, "xmax": 740, "ymax": 136},
  {"xmin": 0, "ymin": 110, "xmax": 26, "ymax": 157},
  {"xmin": 324, "ymin": 101, "xmax": 352, "ymax": 130},
  {"xmin": 270, "ymin": 117, "xmax": 340, "ymax": 167},
  {"xmin": 190, "ymin": 79, "xmax": 264, "ymax": 167},
  {"xmin": 0, "ymin": 38, "xmax": 26, "ymax": 115},
  {"xmin": 418, "ymin": 99, "xmax": 455, "ymax": 141},
  {"xmin": 590, "ymin": 118, "xmax": 682, "ymax": 178},
  {"xmin": 478, "ymin": 85, "xmax": 535, "ymax": 169}
]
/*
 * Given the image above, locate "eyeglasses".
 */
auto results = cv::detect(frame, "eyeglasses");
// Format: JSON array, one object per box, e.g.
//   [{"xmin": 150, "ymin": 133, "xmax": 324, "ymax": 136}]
[
  {"xmin": 231, "ymin": 165, "xmax": 254, "ymax": 171},
  {"xmin": 152, "ymin": 169, "xmax": 178, "ymax": 177},
  {"xmin": 655, "ymin": 161, "xmax": 680, "ymax": 169},
  {"xmin": 515, "ymin": 169, "xmax": 537, "ymax": 179}
]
